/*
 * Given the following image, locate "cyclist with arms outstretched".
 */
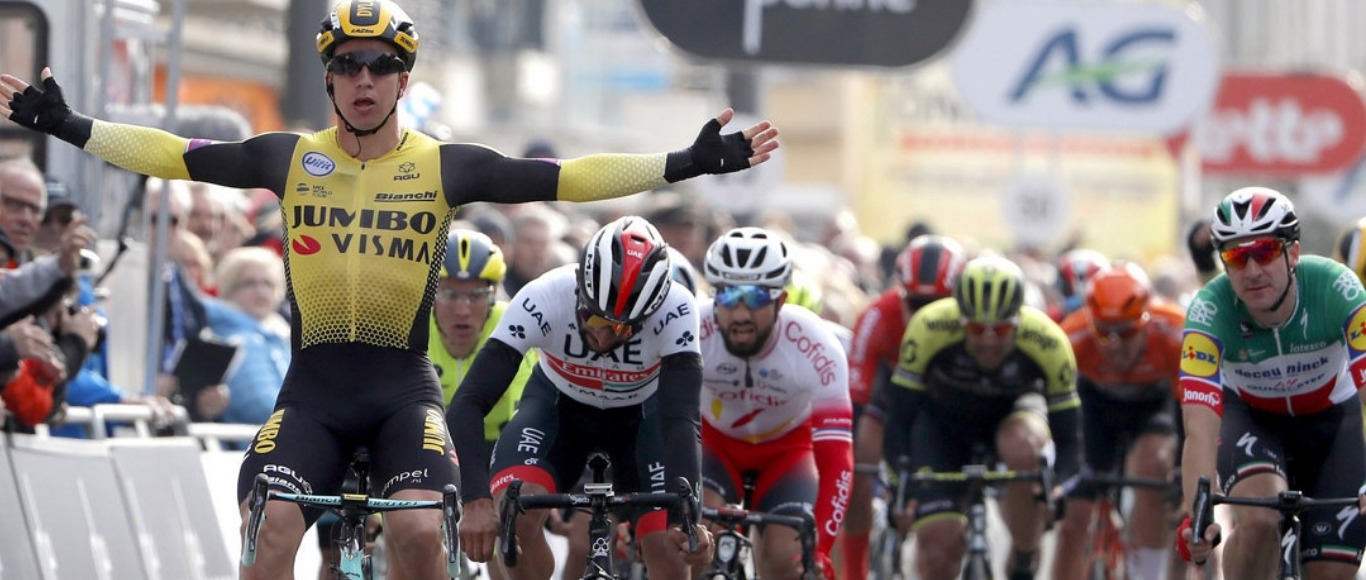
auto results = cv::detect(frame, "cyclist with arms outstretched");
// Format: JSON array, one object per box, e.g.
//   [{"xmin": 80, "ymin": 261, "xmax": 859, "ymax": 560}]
[
  {"xmin": 0, "ymin": 1, "xmax": 776, "ymax": 576},
  {"xmin": 446, "ymin": 217, "xmax": 713, "ymax": 580},
  {"xmin": 1177, "ymin": 188, "xmax": 1366, "ymax": 580},
  {"xmin": 696, "ymin": 227, "xmax": 853, "ymax": 580},
  {"xmin": 884, "ymin": 255, "xmax": 1081, "ymax": 580}
]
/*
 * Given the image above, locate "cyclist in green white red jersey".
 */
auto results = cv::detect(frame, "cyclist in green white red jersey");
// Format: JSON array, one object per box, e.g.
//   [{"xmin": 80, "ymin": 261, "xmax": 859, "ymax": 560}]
[{"xmin": 1178, "ymin": 187, "xmax": 1366, "ymax": 580}]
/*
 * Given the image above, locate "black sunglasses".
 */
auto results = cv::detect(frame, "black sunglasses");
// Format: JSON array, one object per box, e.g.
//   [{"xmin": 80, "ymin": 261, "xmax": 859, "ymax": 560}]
[{"xmin": 326, "ymin": 50, "xmax": 407, "ymax": 77}]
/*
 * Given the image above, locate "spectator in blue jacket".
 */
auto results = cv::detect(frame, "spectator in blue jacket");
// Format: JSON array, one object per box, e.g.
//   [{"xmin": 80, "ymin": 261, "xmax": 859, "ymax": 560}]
[{"xmin": 205, "ymin": 246, "xmax": 288, "ymax": 425}]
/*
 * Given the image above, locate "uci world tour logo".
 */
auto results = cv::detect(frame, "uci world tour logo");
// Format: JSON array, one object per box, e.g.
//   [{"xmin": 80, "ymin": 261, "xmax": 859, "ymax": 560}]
[{"xmin": 303, "ymin": 152, "xmax": 336, "ymax": 177}]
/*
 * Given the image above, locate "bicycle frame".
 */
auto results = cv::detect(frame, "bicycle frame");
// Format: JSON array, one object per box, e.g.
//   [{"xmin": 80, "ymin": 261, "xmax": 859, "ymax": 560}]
[
  {"xmin": 700, "ymin": 505, "xmax": 817, "ymax": 580},
  {"xmin": 1075, "ymin": 471, "xmax": 1179, "ymax": 580},
  {"xmin": 499, "ymin": 454, "xmax": 699, "ymax": 580},
  {"xmin": 1192, "ymin": 475, "xmax": 1358, "ymax": 580},
  {"xmin": 241, "ymin": 472, "xmax": 462, "ymax": 580},
  {"xmin": 907, "ymin": 456, "xmax": 1055, "ymax": 580}
]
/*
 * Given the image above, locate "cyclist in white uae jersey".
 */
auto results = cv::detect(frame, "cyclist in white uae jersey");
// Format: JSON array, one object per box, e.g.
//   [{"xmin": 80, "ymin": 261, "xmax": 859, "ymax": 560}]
[
  {"xmin": 447, "ymin": 216, "xmax": 712, "ymax": 579},
  {"xmin": 1177, "ymin": 187, "xmax": 1366, "ymax": 580},
  {"xmin": 697, "ymin": 227, "xmax": 853, "ymax": 580}
]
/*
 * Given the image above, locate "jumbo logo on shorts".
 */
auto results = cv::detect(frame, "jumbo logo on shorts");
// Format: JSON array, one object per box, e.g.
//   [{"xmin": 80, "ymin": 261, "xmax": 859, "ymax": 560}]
[
  {"xmin": 1347, "ymin": 305, "xmax": 1366, "ymax": 352},
  {"xmin": 1180, "ymin": 332, "xmax": 1220, "ymax": 378},
  {"xmin": 302, "ymin": 152, "xmax": 336, "ymax": 177}
]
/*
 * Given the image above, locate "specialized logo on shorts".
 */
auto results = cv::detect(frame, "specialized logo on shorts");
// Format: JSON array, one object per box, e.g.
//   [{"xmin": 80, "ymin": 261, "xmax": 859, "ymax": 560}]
[
  {"xmin": 1347, "ymin": 305, "xmax": 1366, "ymax": 352},
  {"xmin": 1180, "ymin": 332, "xmax": 1220, "ymax": 378},
  {"xmin": 302, "ymin": 152, "xmax": 336, "ymax": 177}
]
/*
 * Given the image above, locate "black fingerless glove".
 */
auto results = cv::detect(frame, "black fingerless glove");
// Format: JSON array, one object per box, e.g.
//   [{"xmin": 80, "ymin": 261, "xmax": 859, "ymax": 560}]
[
  {"xmin": 663, "ymin": 118, "xmax": 755, "ymax": 183},
  {"xmin": 8, "ymin": 75, "xmax": 93, "ymax": 148}
]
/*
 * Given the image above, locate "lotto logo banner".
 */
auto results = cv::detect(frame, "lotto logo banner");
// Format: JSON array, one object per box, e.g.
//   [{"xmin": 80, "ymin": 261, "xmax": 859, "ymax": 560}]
[{"xmin": 1180, "ymin": 331, "xmax": 1220, "ymax": 378}]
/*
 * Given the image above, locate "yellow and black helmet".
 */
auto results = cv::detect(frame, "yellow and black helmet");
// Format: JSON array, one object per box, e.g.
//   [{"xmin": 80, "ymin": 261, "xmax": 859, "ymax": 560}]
[
  {"xmin": 317, "ymin": 0, "xmax": 419, "ymax": 71},
  {"xmin": 954, "ymin": 254, "xmax": 1026, "ymax": 324},
  {"xmin": 442, "ymin": 229, "xmax": 506, "ymax": 284}
]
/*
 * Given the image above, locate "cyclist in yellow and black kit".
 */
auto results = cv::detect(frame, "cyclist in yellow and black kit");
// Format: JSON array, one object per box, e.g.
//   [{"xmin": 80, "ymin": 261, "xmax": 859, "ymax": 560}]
[
  {"xmin": 0, "ymin": 1, "xmax": 779, "ymax": 576},
  {"xmin": 884, "ymin": 255, "xmax": 1081, "ymax": 580}
]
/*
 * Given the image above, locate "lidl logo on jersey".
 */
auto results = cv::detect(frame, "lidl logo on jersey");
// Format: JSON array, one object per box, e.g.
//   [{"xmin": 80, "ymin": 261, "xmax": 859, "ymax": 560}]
[
  {"xmin": 1347, "ymin": 305, "xmax": 1366, "ymax": 352},
  {"xmin": 1180, "ymin": 332, "xmax": 1219, "ymax": 377}
]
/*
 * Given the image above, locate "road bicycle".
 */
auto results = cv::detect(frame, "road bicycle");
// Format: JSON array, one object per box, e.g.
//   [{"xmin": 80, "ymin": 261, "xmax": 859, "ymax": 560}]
[
  {"xmin": 699, "ymin": 504, "xmax": 817, "ymax": 580},
  {"xmin": 242, "ymin": 449, "xmax": 463, "ymax": 580},
  {"xmin": 1067, "ymin": 466, "xmax": 1180, "ymax": 579},
  {"xmin": 861, "ymin": 459, "xmax": 909, "ymax": 580},
  {"xmin": 499, "ymin": 452, "xmax": 699, "ymax": 580},
  {"xmin": 1191, "ymin": 475, "xmax": 1359, "ymax": 580},
  {"xmin": 906, "ymin": 456, "xmax": 1055, "ymax": 580}
]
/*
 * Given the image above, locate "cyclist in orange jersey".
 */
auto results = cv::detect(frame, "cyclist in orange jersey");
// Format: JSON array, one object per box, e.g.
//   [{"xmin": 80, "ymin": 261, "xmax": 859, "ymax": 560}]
[{"xmin": 1052, "ymin": 262, "xmax": 1183, "ymax": 580}]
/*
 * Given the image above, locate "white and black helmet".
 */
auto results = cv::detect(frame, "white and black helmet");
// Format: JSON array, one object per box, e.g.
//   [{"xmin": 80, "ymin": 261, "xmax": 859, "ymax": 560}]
[
  {"xmin": 1210, "ymin": 187, "xmax": 1300, "ymax": 246},
  {"xmin": 703, "ymin": 227, "xmax": 793, "ymax": 288},
  {"xmin": 577, "ymin": 216, "xmax": 674, "ymax": 326}
]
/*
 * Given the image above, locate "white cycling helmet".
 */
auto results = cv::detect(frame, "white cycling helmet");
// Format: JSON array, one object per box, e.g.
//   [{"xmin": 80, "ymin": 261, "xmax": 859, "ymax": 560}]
[
  {"xmin": 1210, "ymin": 187, "xmax": 1300, "ymax": 246},
  {"xmin": 577, "ymin": 216, "xmax": 674, "ymax": 326},
  {"xmin": 703, "ymin": 227, "xmax": 793, "ymax": 288}
]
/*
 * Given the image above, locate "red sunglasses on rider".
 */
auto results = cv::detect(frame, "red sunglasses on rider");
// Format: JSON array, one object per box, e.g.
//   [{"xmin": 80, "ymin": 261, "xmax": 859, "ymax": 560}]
[
  {"xmin": 326, "ymin": 50, "xmax": 407, "ymax": 77},
  {"xmin": 1219, "ymin": 238, "xmax": 1286, "ymax": 270},
  {"xmin": 962, "ymin": 318, "xmax": 1017, "ymax": 337},
  {"xmin": 1089, "ymin": 318, "xmax": 1145, "ymax": 344},
  {"xmin": 576, "ymin": 307, "xmax": 640, "ymax": 338}
]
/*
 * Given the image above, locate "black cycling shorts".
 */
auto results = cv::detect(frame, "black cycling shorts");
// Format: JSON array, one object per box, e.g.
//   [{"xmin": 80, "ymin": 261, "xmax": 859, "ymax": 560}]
[
  {"xmin": 235, "ymin": 344, "xmax": 458, "ymax": 527},
  {"xmin": 1217, "ymin": 392, "xmax": 1366, "ymax": 566},
  {"xmin": 1068, "ymin": 381, "xmax": 1176, "ymax": 500},
  {"xmin": 907, "ymin": 392, "xmax": 1048, "ymax": 524}
]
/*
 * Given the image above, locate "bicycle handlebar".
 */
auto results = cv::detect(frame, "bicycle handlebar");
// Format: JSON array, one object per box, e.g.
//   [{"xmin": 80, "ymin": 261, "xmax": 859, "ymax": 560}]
[
  {"xmin": 701, "ymin": 506, "xmax": 818, "ymax": 580},
  {"xmin": 1191, "ymin": 474, "xmax": 1359, "ymax": 545}
]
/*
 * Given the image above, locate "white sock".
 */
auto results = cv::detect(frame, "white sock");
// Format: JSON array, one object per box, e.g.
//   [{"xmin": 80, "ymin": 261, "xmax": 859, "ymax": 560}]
[{"xmin": 1127, "ymin": 546, "xmax": 1168, "ymax": 580}]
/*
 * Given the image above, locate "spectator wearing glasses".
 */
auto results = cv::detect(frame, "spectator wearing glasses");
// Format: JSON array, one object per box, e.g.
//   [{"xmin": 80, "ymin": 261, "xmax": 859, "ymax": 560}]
[
  {"xmin": 204, "ymin": 246, "xmax": 289, "ymax": 425},
  {"xmin": 0, "ymin": 156, "xmax": 49, "ymax": 263}
]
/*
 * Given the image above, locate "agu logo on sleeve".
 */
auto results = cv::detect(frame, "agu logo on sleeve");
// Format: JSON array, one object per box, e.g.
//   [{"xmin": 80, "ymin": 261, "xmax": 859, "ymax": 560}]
[
  {"xmin": 1181, "ymin": 332, "xmax": 1220, "ymax": 377},
  {"xmin": 1347, "ymin": 305, "xmax": 1366, "ymax": 352}
]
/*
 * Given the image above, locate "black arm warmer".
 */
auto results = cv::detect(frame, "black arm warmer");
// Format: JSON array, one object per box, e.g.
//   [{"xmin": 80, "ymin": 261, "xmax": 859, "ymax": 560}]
[
  {"xmin": 56, "ymin": 114, "xmax": 94, "ymax": 149},
  {"xmin": 0, "ymin": 335, "xmax": 18, "ymax": 374},
  {"xmin": 1048, "ymin": 404, "xmax": 1083, "ymax": 481},
  {"xmin": 663, "ymin": 149, "xmax": 700, "ymax": 183},
  {"xmin": 657, "ymin": 351, "xmax": 703, "ymax": 521},
  {"xmin": 881, "ymin": 386, "xmax": 925, "ymax": 470},
  {"xmin": 446, "ymin": 338, "xmax": 524, "ymax": 501}
]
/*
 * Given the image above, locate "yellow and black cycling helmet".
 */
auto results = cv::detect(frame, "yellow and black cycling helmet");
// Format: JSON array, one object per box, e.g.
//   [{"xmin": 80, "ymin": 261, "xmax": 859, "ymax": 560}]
[
  {"xmin": 442, "ymin": 229, "xmax": 507, "ymax": 284},
  {"xmin": 954, "ymin": 254, "xmax": 1026, "ymax": 324},
  {"xmin": 317, "ymin": 0, "xmax": 419, "ymax": 71}
]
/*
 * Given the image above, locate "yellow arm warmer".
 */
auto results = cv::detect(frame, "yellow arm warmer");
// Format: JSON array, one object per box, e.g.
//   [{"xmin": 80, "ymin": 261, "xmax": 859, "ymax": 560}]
[
  {"xmin": 555, "ymin": 153, "xmax": 670, "ymax": 202},
  {"xmin": 82, "ymin": 120, "xmax": 193, "ymax": 180}
]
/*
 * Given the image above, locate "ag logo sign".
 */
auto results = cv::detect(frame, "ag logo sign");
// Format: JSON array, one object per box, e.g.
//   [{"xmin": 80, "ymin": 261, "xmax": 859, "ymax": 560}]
[
  {"xmin": 953, "ymin": 1, "xmax": 1217, "ymax": 134},
  {"xmin": 635, "ymin": 0, "xmax": 972, "ymax": 67}
]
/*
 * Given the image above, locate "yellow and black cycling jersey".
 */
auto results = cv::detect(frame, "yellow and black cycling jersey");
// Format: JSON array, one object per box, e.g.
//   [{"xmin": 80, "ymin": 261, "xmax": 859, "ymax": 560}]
[
  {"xmin": 79, "ymin": 122, "xmax": 675, "ymax": 354},
  {"xmin": 886, "ymin": 296, "xmax": 1082, "ymax": 479},
  {"xmin": 891, "ymin": 297, "xmax": 1078, "ymax": 408}
]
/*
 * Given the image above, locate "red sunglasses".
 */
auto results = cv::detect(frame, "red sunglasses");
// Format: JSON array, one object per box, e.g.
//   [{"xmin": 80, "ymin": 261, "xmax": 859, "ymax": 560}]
[
  {"xmin": 963, "ymin": 319, "xmax": 1017, "ymax": 337},
  {"xmin": 1219, "ymin": 238, "xmax": 1286, "ymax": 270}
]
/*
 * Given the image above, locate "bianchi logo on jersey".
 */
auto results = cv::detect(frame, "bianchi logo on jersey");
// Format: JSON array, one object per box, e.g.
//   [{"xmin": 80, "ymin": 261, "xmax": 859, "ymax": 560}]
[
  {"xmin": 302, "ymin": 152, "xmax": 336, "ymax": 177},
  {"xmin": 375, "ymin": 191, "xmax": 438, "ymax": 202}
]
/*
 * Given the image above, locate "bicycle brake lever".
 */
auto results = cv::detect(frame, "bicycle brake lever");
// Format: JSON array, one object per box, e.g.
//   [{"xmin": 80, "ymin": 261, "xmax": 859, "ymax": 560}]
[
  {"xmin": 500, "ymin": 481, "xmax": 523, "ymax": 568},
  {"xmin": 675, "ymin": 478, "xmax": 699, "ymax": 552}
]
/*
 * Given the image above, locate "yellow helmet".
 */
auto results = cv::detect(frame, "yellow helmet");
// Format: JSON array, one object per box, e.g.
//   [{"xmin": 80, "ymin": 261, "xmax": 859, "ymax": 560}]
[
  {"xmin": 1335, "ymin": 216, "xmax": 1366, "ymax": 283},
  {"xmin": 784, "ymin": 272, "xmax": 824, "ymax": 315},
  {"xmin": 442, "ymin": 229, "xmax": 506, "ymax": 284},
  {"xmin": 954, "ymin": 255, "xmax": 1026, "ymax": 324},
  {"xmin": 317, "ymin": 0, "xmax": 419, "ymax": 71}
]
